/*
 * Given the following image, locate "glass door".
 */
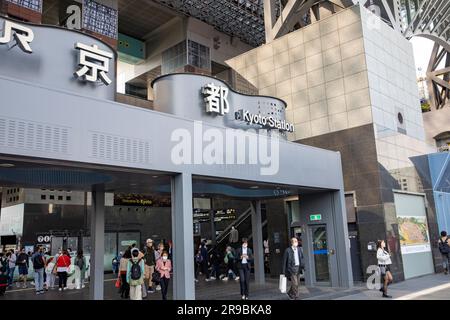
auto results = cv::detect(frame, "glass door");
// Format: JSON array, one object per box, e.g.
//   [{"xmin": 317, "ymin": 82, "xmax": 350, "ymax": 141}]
[{"xmin": 311, "ymin": 225, "xmax": 330, "ymax": 283}]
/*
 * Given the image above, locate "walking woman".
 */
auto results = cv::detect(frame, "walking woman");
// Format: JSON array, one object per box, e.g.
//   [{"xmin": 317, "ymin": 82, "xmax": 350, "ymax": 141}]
[
  {"xmin": 56, "ymin": 250, "xmax": 71, "ymax": 291},
  {"xmin": 74, "ymin": 250, "xmax": 87, "ymax": 290},
  {"xmin": 156, "ymin": 251, "xmax": 172, "ymax": 300},
  {"xmin": 377, "ymin": 240, "xmax": 393, "ymax": 298},
  {"xmin": 119, "ymin": 249, "xmax": 131, "ymax": 299}
]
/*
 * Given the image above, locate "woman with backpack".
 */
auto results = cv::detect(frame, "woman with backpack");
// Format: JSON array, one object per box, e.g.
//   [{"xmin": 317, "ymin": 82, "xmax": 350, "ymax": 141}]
[
  {"xmin": 438, "ymin": 231, "xmax": 450, "ymax": 274},
  {"xmin": 74, "ymin": 250, "xmax": 86, "ymax": 290},
  {"xmin": 56, "ymin": 250, "xmax": 71, "ymax": 291},
  {"xmin": 126, "ymin": 248, "xmax": 145, "ymax": 300},
  {"xmin": 156, "ymin": 251, "xmax": 172, "ymax": 300}
]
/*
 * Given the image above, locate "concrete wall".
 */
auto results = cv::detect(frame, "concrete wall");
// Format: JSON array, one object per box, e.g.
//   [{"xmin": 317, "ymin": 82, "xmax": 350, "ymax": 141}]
[
  {"xmin": 227, "ymin": 6, "xmax": 373, "ymax": 141},
  {"xmin": 423, "ymin": 108, "xmax": 450, "ymax": 147}
]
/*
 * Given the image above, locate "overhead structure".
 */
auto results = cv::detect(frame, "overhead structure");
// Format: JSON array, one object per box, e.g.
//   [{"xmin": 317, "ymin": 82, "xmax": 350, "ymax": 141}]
[
  {"xmin": 152, "ymin": 0, "xmax": 266, "ymax": 47},
  {"xmin": 263, "ymin": 0, "xmax": 450, "ymax": 109}
]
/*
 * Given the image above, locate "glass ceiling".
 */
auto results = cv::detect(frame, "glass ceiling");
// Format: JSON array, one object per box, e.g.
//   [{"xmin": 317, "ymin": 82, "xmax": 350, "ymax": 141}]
[{"xmin": 153, "ymin": 0, "xmax": 266, "ymax": 46}]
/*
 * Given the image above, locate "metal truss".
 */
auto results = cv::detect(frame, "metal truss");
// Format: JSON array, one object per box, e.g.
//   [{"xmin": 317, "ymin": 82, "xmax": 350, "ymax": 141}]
[
  {"xmin": 153, "ymin": 0, "xmax": 266, "ymax": 47},
  {"xmin": 427, "ymin": 42, "xmax": 450, "ymax": 110},
  {"xmin": 401, "ymin": 0, "xmax": 450, "ymax": 52}
]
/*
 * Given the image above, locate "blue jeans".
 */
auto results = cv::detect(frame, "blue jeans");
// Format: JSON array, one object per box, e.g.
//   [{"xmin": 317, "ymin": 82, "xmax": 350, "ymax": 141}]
[
  {"xmin": 34, "ymin": 268, "xmax": 44, "ymax": 292},
  {"xmin": 7, "ymin": 267, "xmax": 15, "ymax": 286}
]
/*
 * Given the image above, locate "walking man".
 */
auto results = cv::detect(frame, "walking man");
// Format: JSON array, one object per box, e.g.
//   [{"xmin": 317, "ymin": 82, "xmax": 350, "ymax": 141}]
[
  {"xmin": 143, "ymin": 238, "xmax": 156, "ymax": 293},
  {"xmin": 16, "ymin": 248, "xmax": 29, "ymax": 288},
  {"xmin": 282, "ymin": 237, "xmax": 304, "ymax": 300},
  {"xmin": 31, "ymin": 246, "xmax": 45, "ymax": 295},
  {"xmin": 439, "ymin": 231, "xmax": 450, "ymax": 274},
  {"xmin": 6, "ymin": 249, "xmax": 16, "ymax": 289},
  {"xmin": 236, "ymin": 238, "xmax": 253, "ymax": 300}
]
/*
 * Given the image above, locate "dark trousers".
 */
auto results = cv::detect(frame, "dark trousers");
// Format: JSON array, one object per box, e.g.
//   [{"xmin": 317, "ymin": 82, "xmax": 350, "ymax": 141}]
[
  {"xmin": 120, "ymin": 273, "xmax": 129, "ymax": 298},
  {"xmin": 201, "ymin": 260, "xmax": 209, "ymax": 279},
  {"xmin": 238, "ymin": 264, "xmax": 250, "ymax": 296},
  {"xmin": 160, "ymin": 276, "xmax": 169, "ymax": 300},
  {"xmin": 57, "ymin": 272, "xmax": 67, "ymax": 288},
  {"xmin": 7, "ymin": 267, "xmax": 15, "ymax": 286},
  {"xmin": 288, "ymin": 271, "xmax": 300, "ymax": 298}
]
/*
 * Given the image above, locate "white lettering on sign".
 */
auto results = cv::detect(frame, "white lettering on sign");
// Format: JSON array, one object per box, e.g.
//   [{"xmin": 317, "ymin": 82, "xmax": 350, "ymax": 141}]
[
  {"xmin": 74, "ymin": 43, "xmax": 113, "ymax": 85},
  {"xmin": 235, "ymin": 109, "xmax": 295, "ymax": 133},
  {"xmin": 202, "ymin": 83, "xmax": 230, "ymax": 115},
  {"xmin": 0, "ymin": 20, "xmax": 34, "ymax": 54}
]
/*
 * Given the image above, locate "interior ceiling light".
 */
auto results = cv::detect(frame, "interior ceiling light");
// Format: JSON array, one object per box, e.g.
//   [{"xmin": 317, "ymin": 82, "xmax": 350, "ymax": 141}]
[{"xmin": 0, "ymin": 163, "xmax": 15, "ymax": 168}]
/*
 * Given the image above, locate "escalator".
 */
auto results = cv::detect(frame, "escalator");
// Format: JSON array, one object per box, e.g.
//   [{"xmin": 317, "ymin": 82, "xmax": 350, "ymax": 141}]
[{"xmin": 209, "ymin": 203, "xmax": 267, "ymax": 255}]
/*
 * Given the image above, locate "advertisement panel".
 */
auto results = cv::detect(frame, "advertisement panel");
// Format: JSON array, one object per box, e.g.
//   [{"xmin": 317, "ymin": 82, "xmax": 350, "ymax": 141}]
[
  {"xmin": 398, "ymin": 216, "xmax": 431, "ymax": 254},
  {"xmin": 0, "ymin": 203, "xmax": 24, "ymax": 236}
]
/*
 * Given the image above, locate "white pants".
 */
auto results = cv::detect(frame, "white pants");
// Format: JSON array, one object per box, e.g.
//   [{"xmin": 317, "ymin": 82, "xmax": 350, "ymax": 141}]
[
  {"xmin": 75, "ymin": 275, "xmax": 84, "ymax": 289},
  {"xmin": 130, "ymin": 284, "xmax": 142, "ymax": 300},
  {"xmin": 46, "ymin": 272, "xmax": 55, "ymax": 288}
]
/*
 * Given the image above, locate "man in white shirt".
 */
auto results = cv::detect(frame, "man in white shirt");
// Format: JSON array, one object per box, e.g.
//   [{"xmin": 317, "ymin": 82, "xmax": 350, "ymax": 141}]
[
  {"xmin": 236, "ymin": 238, "xmax": 253, "ymax": 300},
  {"xmin": 282, "ymin": 238, "xmax": 304, "ymax": 300}
]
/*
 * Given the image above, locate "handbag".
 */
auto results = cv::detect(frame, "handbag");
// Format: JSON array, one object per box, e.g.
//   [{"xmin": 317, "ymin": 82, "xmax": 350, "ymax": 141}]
[
  {"xmin": 115, "ymin": 278, "xmax": 121, "ymax": 288},
  {"xmin": 379, "ymin": 265, "xmax": 387, "ymax": 276},
  {"xmin": 279, "ymin": 275, "xmax": 287, "ymax": 293},
  {"xmin": 152, "ymin": 271, "xmax": 161, "ymax": 284}
]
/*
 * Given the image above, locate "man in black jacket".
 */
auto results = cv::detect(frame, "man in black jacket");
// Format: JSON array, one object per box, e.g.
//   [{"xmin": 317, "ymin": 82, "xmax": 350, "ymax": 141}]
[
  {"xmin": 236, "ymin": 238, "xmax": 253, "ymax": 300},
  {"xmin": 282, "ymin": 237, "xmax": 304, "ymax": 300},
  {"xmin": 143, "ymin": 238, "xmax": 156, "ymax": 293}
]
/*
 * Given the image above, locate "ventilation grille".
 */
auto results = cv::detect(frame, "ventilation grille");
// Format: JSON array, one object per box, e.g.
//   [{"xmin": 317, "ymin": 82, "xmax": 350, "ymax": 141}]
[
  {"xmin": 0, "ymin": 117, "xmax": 70, "ymax": 154},
  {"xmin": 91, "ymin": 132, "xmax": 152, "ymax": 165}
]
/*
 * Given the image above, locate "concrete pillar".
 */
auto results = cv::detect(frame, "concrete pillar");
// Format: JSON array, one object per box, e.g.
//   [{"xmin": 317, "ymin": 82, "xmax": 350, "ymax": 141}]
[
  {"xmin": 210, "ymin": 209, "xmax": 216, "ymax": 245},
  {"xmin": 171, "ymin": 173, "xmax": 195, "ymax": 300},
  {"xmin": 90, "ymin": 188, "xmax": 105, "ymax": 300},
  {"xmin": 332, "ymin": 190, "xmax": 354, "ymax": 288},
  {"xmin": 251, "ymin": 200, "xmax": 265, "ymax": 285}
]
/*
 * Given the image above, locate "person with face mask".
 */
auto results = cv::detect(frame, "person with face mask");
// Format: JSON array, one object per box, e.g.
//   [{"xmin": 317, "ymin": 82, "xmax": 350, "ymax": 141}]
[
  {"xmin": 282, "ymin": 237, "xmax": 304, "ymax": 300},
  {"xmin": 377, "ymin": 240, "xmax": 393, "ymax": 298},
  {"xmin": 236, "ymin": 238, "xmax": 253, "ymax": 300},
  {"xmin": 156, "ymin": 251, "xmax": 172, "ymax": 300}
]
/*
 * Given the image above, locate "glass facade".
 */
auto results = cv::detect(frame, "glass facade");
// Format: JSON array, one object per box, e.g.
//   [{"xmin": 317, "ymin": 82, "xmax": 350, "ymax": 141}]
[
  {"xmin": 161, "ymin": 40, "xmax": 211, "ymax": 75},
  {"xmin": 82, "ymin": 0, "xmax": 118, "ymax": 39},
  {"xmin": 6, "ymin": 0, "xmax": 42, "ymax": 12}
]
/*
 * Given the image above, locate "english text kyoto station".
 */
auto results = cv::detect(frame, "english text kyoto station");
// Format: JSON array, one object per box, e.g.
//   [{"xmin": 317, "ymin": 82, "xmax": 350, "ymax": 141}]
[{"xmin": 0, "ymin": 0, "xmax": 449, "ymax": 302}]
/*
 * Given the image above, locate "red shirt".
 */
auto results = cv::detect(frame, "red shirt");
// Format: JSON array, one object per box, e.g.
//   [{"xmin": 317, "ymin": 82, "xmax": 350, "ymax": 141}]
[{"xmin": 56, "ymin": 255, "xmax": 71, "ymax": 268}]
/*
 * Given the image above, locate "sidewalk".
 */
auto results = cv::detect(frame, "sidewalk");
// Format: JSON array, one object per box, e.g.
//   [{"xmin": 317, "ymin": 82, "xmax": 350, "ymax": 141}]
[{"xmin": 306, "ymin": 273, "xmax": 450, "ymax": 300}]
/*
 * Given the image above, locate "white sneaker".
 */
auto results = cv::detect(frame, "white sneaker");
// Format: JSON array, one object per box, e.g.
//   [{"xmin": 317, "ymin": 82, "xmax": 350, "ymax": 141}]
[
  {"xmin": 195, "ymin": 279, "xmax": 199, "ymax": 283},
  {"xmin": 210, "ymin": 277, "xmax": 216, "ymax": 280},
  {"xmin": 235, "ymin": 277, "xmax": 240, "ymax": 281},
  {"xmin": 156, "ymin": 285, "xmax": 161, "ymax": 291},
  {"xmin": 222, "ymin": 277, "xmax": 228, "ymax": 281},
  {"xmin": 58, "ymin": 288, "xmax": 62, "ymax": 291}
]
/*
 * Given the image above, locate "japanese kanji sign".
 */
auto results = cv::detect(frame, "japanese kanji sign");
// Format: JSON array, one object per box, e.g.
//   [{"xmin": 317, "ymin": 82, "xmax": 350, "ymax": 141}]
[
  {"xmin": 202, "ymin": 83, "xmax": 230, "ymax": 115},
  {"xmin": 0, "ymin": 20, "xmax": 34, "ymax": 54},
  {"xmin": 74, "ymin": 42, "xmax": 113, "ymax": 85}
]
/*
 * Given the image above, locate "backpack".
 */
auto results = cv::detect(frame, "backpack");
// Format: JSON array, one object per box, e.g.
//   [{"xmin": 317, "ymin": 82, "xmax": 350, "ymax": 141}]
[
  {"xmin": 439, "ymin": 237, "xmax": 450, "ymax": 254},
  {"xmin": 33, "ymin": 255, "xmax": 44, "ymax": 269},
  {"xmin": 130, "ymin": 260, "xmax": 142, "ymax": 280}
]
